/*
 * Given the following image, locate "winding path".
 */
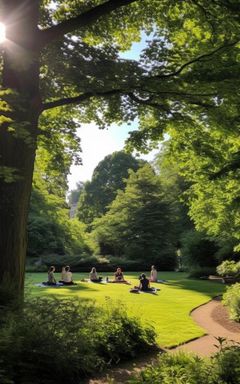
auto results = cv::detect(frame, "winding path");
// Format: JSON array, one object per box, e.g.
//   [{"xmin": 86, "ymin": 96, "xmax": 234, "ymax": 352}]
[
  {"xmin": 86, "ymin": 297, "xmax": 240, "ymax": 383},
  {"xmin": 171, "ymin": 296, "xmax": 240, "ymax": 356}
]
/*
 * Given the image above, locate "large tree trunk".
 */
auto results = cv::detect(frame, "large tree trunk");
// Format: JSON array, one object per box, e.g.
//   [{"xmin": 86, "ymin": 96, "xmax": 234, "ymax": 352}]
[{"xmin": 0, "ymin": 0, "xmax": 41, "ymax": 300}]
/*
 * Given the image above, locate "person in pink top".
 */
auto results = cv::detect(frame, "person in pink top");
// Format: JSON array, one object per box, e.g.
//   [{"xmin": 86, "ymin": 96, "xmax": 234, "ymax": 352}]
[{"xmin": 149, "ymin": 265, "xmax": 158, "ymax": 282}]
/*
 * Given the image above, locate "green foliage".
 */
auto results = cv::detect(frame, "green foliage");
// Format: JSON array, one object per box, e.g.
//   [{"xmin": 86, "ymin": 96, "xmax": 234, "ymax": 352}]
[
  {"xmin": 211, "ymin": 343, "xmax": 240, "ymax": 383},
  {"xmin": 188, "ymin": 267, "xmax": 217, "ymax": 279},
  {"xmin": 77, "ymin": 151, "xmax": 142, "ymax": 224},
  {"xmin": 28, "ymin": 146, "xmax": 93, "ymax": 258},
  {"xmin": 223, "ymin": 283, "xmax": 240, "ymax": 322},
  {"xmin": 181, "ymin": 230, "xmax": 218, "ymax": 269},
  {"xmin": 39, "ymin": 1, "xmax": 240, "ymax": 150},
  {"xmin": 41, "ymin": 253, "xmax": 99, "ymax": 270},
  {"xmin": 128, "ymin": 352, "xmax": 209, "ymax": 384},
  {"xmin": 129, "ymin": 345, "xmax": 240, "ymax": 384},
  {"xmin": 154, "ymin": 143, "xmax": 195, "ymax": 257},
  {"xmin": 163, "ymin": 122, "xmax": 240, "ymax": 254},
  {"xmin": 93, "ymin": 164, "xmax": 176, "ymax": 269},
  {"xmin": 28, "ymin": 189, "xmax": 92, "ymax": 257},
  {"xmin": 217, "ymin": 260, "xmax": 240, "ymax": 277},
  {"xmin": 0, "ymin": 297, "xmax": 156, "ymax": 384}
]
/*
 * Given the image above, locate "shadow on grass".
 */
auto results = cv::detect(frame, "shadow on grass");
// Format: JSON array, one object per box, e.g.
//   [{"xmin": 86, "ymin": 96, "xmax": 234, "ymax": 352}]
[
  {"xmin": 25, "ymin": 281, "xmax": 102, "ymax": 299},
  {"xmin": 167, "ymin": 277, "xmax": 225, "ymax": 296}
]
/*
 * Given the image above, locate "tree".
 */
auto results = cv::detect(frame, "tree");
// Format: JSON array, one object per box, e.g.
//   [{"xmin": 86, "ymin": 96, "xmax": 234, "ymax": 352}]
[
  {"xmin": 154, "ymin": 142, "xmax": 194, "ymax": 245},
  {"xmin": 77, "ymin": 151, "xmax": 142, "ymax": 223},
  {"xmin": 0, "ymin": 0, "xmax": 239, "ymax": 297},
  {"xmin": 164, "ymin": 120, "xmax": 240, "ymax": 257},
  {"xmin": 28, "ymin": 145, "xmax": 91, "ymax": 258},
  {"xmin": 93, "ymin": 164, "xmax": 176, "ymax": 269}
]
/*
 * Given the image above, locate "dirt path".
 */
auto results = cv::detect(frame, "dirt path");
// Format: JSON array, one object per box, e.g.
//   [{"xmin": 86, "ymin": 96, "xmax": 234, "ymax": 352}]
[
  {"xmin": 86, "ymin": 297, "xmax": 240, "ymax": 383},
  {"xmin": 85, "ymin": 351, "xmax": 160, "ymax": 384},
  {"xmin": 171, "ymin": 296, "xmax": 240, "ymax": 356}
]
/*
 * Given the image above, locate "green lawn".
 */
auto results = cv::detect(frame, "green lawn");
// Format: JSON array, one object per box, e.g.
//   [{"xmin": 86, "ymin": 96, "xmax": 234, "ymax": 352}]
[{"xmin": 26, "ymin": 272, "xmax": 225, "ymax": 348}]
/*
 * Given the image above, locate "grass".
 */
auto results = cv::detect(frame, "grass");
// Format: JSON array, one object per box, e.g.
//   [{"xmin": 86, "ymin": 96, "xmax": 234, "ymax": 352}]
[{"xmin": 26, "ymin": 272, "xmax": 225, "ymax": 348}]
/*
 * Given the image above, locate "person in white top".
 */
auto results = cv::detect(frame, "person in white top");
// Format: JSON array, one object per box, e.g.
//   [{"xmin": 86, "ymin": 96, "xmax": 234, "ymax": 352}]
[
  {"xmin": 149, "ymin": 265, "xmax": 158, "ymax": 282},
  {"xmin": 89, "ymin": 267, "xmax": 102, "ymax": 282},
  {"xmin": 61, "ymin": 265, "xmax": 75, "ymax": 285}
]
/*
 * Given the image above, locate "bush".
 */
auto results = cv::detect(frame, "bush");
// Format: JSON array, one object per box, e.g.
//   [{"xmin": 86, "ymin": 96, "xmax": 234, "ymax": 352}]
[
  {"xmin": 211, "ymin": 343, "xmax": 240, "ymax": 383},
  {"xmin": 223, "ymin": 283, "xmax": 240, "ymax": 322},
  {"xmin": 38, "ymin": 253, "xmax": 176, "ymax": 272},
  {"xmin": 181, "ymin": 231, "xmax": 218, "ymax": 269},
  {"xmin": 188, "ymin": 267, "xmax": 216, "ymax": 279},
  {"xmin": 214, "ymin": 242, "xmax": 240, "ymax": 263},
  {"xmin": 25, "ymin": 258, "xmax": 48, "ymax": 272},
  {"xmin": 217, "ymin": 260, "xmax": 240, "ymax": 277},
  {"xmin": 129, "ymin": 344, "xmax": 240, "ymax": 384},
  {"xmin": 41, "ymin": 253, "xmax": 99, "ymax": 271},
  {"xmin": 0, "ymin": 298, "xmax": 156, "ymax": 384},
  {"xmin": 128, "ymin": 352, "xmax": 210, "ymax": 384}
]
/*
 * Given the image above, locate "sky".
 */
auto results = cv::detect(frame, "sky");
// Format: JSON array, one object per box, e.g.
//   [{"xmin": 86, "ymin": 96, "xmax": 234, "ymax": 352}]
[
  {"xmin": 67, "ymin": 32, "xmax": 160, "ymax": 191},
  {"xmin": 68, "ymin": 122, "xmax": 161, "ymax": 190}
]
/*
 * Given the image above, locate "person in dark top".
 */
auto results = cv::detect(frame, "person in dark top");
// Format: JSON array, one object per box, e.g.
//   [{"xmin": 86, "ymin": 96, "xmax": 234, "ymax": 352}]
[
  {"xmin": 139, "ymin": 274, "xmax": 150, "ymax": 291},
  {"xmin": 138, "ymin": 274, "xmax": 156, "ymax": 293}
]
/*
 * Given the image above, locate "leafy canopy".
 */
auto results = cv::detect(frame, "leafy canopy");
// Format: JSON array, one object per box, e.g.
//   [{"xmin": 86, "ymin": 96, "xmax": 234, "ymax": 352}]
[{"xmin": 36, "ymin": 1, "xmax": 240, "ymax": 157}]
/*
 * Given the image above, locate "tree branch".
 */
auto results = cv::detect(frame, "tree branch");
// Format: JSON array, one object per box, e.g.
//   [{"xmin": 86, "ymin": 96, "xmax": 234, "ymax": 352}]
[
  {"xmin": 42, "ymin": 86, "xmax": 217, "ymax": 112},
  {"xmin": 41, "ymin": 89, "xmax": 123, "ymax": 111},
  {"xmin": 128, "ymin": 93, "xmax": 170, "ymax": 112},
  {"xmin": 40, "ymin": 0, "xmax": 138, "ymax": 48},
  {"xmin": 150, "ymin": 40, "xmax": 239, "ymax": 80},
  {"xmin": 142, "ymin": 90, "xmax": 217, "ymax": 97}
]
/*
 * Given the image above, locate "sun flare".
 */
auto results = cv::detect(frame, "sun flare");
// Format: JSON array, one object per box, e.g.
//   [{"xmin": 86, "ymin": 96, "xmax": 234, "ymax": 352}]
[{"xmin": 0, "ymin": 22, "xmax": 6, "ymax": 43}]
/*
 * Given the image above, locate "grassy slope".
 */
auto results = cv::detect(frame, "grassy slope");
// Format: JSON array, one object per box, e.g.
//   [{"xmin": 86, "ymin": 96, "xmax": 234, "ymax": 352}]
[{"xmin": 26, "ymin": 272, "xmax": 225, "ymax": 348}]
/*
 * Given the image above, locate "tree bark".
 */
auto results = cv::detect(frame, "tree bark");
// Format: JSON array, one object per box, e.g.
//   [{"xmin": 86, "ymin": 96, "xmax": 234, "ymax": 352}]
[{"xmin": 0, "ymin": 0, "xmax": 41, "ymax": 299}]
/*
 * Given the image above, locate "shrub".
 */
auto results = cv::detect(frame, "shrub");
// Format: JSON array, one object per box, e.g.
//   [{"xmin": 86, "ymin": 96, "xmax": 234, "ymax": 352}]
[
  {"xmin": 38, "ymin": 253, "xmax": 176, "ymax": 272},
  {"xmin": 214, "ymin": 242, "xmax": 240, "ymax": 263},
  {"xmin": 188, "ymin": 267, "xmax": 216, "ymax": 279},
  {"xmin": 211, "ymin": 343, "xmax": 240, "ymax": 383},
  {"xmin": 129, "ymin": 345, "xmax": 240, "ymax": 384},
  {"xmin": 181, "ymin": 231, "xmax": 218, "ymax": 269},
  {"xmin": 0, "ymin": 298, "xmax": 156, "ymax": 384},
  {"xmin": 222, "ymin": 283, "xmax": 240, "ymax": 322},
  {"xmin": 41, "ymin": 253, "xmax": 99, "ymax": 271},
  {"xmin": 128, "ymin": 352, "xmax": 210, "ymax": 384},
  {"xmin": 217, "ymin": 260, "xmax": 240, "ymax": 277}
]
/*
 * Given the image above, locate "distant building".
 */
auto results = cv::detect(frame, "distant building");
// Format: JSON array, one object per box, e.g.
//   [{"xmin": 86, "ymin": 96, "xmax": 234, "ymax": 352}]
[{"xmin": 69, "ymin": 202, "xmax": 78, "ymax": 218}]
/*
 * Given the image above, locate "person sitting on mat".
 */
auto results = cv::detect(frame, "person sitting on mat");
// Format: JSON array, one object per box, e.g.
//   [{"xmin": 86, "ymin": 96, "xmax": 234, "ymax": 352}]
[
  {"xmin": 149, "ymin": 265, "xmax": 158, "ymax": 282},
  {"xmin": 111, "ymin": 267, "xmax": 130, "ymax": 284},
  {"xmin": 114, "ymin": 267, "xmax": 124, "ymax": 282},
  {"xmin": 59, "ymin": 266, "xmax": 66, "ymax": 283},
  {"xmin": 43, "ymin": 265, "xmax": 57, "ymax": 286},
  {"xmin": 89, "ymin": 267, "xmax": 102, "ymax": 282},
  {"xmin": 139, "ymin": 274, "xmax": 156, "ymax": 292},
  {"xmin": 62, "ymin": 265, "xmax": 75, "ymax": 285}
]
